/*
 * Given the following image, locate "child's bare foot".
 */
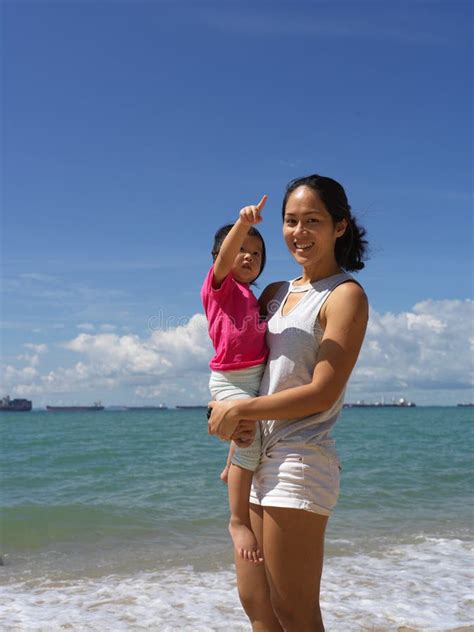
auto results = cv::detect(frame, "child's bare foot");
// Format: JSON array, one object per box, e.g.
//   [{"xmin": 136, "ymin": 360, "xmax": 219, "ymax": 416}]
[
  {"xmin": 220, "ymin": 465, "xmax": 230, "ymax": 483},
  {"xmin": 229, "ymin": 518, "xmax": 263, "ymax": 563}
]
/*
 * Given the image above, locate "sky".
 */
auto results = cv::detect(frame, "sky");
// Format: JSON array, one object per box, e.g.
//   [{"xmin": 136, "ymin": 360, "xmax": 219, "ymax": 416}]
[{"xmin": 1, "ymin": 0, "xmax": 472, "ymax": 407}]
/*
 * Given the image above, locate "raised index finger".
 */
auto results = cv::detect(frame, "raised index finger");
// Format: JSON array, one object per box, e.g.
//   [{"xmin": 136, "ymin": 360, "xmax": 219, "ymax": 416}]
[{"xmin": 256, "ymin": 194, "xmax": 268, "ymax": 213}]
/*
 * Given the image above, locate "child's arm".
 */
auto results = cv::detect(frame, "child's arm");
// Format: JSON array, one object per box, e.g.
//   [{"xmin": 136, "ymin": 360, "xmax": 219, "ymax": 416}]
[{"xmin": 213, "ymin": 195, "xmax": 267, "ymax": 287}]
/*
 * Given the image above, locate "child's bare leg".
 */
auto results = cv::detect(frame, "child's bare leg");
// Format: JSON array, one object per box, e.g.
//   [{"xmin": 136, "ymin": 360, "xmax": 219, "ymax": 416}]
[
  {"xmin": 220, "ymin": 442, "xmax": 236, "ymax": 483},
  {"xmin": 227, "ymin": 464, "xmax": 263, "ymax": 564}
]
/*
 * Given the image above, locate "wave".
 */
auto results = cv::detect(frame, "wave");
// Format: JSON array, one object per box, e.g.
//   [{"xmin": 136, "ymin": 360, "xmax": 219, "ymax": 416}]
[{"xmin": 1, "ymin": 536, "xmax": 472, "ymax": 631}]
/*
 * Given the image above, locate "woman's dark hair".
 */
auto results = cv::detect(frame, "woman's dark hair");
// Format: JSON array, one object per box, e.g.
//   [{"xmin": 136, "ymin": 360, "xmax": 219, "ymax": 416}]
[
  {"xmin": 211, "ymin": 224, "xmax": 266, "ymax": 282},
  {"xmin": 282, "ymin": 174, "xmax": 368, "ymax": 271}
]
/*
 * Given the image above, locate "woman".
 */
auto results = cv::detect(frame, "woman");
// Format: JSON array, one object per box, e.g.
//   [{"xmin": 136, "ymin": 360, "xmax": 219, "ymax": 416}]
[{"xmin": 208, "ymin": 174, "xmax": 369, "ymax": 632}]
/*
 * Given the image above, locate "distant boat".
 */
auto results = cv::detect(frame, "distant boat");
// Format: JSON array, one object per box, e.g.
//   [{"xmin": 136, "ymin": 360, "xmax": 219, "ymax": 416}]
[
  {"xmin": 175, "ymin": 405, "xmax": 208, "ymax": 410},
  {"xmin": 124, "ymin": 404, "xmax": 168, "ymax": 411},
  {"xmin": 46, "ymin": 402, "xmax": 104, "ymax": 412},
  {"xmin": 344, "ymin": 397, "xmax": 416, "ymax": 408},
  {"xmin": 457, "ymin": 403, "xmax": 474, "ymax": 407},
  {"xmin": 0, "ymin": 395, "xmax": 32, "ymax": 412}
]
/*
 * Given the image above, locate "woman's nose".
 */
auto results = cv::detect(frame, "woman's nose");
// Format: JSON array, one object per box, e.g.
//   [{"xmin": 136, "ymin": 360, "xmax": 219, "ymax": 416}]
[{"xmin": 294, "ymin": 222, "xmax": 307, "ymax": 235}]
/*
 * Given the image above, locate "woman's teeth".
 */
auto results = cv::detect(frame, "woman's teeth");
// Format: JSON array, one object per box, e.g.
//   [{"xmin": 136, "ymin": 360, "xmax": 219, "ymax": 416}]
[{"xmin": 294, "ymin": 242, "xmax": 314, "ymax": 251}]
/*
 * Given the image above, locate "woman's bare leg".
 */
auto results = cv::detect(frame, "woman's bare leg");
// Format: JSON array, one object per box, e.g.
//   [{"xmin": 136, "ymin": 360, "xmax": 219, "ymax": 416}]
[
  {"xmin": 262, "ymin": 506, "xmax": 329, "ymax": 632},
  {"xmin": 227, "ymin": 465, "xmax": 263, "ymax": 563},
  {"xmin": 234, "ymin": 503, "xmax": 283, "ymax": 632}
]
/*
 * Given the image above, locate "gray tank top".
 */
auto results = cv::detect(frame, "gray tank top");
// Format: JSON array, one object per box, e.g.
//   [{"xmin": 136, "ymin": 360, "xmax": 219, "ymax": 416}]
[{"xmin": 259, "ymin": 271, "xmax": 356, "ymax": 454}]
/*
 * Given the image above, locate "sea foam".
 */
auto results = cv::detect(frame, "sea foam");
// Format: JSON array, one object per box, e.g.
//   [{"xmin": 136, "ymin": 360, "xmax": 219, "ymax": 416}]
[{"xmin": 1, "ymin": 536, "xmax": 472, "ymax": 631}]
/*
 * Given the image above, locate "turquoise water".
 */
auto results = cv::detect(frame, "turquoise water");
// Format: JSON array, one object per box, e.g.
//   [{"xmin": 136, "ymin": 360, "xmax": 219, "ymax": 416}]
[{"xmin": 1, "ymin": 407, "xmax": 473, "ymax": 630}]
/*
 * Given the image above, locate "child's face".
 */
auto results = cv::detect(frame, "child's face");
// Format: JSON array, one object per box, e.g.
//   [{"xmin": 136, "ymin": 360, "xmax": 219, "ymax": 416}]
[{"xmin": 231, "ymin": 234, "xmax": 263, "ymax": 284}]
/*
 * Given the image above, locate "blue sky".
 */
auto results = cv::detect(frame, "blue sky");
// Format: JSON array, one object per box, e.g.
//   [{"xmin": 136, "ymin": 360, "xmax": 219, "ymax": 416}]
[{"xmin": 1, "ymin": 1, "xmax": 472, "ymax": 406}]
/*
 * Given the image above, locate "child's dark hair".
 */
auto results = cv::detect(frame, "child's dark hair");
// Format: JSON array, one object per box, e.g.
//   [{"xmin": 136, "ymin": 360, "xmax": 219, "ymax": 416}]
[
  {"xmin": 282, "ymin": 174, "xmax": 368, "ymax": 271},
  {"xmin": 211, "ymin": 224, "xmax": 266, "ymax": 282}
]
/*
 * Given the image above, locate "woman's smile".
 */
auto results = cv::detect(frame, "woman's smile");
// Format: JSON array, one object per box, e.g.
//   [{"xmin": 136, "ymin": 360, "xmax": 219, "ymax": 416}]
[{"xmin": 294, "ymin": 240, "xmax": 315, "ymax": 254}]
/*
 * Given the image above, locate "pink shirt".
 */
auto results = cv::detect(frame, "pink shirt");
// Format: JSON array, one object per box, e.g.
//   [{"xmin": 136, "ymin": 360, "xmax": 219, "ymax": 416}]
[{"xmin": 201, "ymin": 266, "xmax": 268, "ymax": 371}]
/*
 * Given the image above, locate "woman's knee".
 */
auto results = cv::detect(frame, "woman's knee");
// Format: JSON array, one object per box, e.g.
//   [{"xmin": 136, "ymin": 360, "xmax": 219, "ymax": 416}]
[
  {"xmin": 271, "ymin": 595, "xmax": 323, "ymax": 632},
  {"xmin": 238, "ymin": 582, "xmax": 271, "ymax": 619}
]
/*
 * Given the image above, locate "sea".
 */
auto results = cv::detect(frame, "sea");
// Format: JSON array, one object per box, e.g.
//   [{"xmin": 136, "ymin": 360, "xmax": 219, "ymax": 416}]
[{"xmin": 0, "ymin": 407, "xmax": 472, "ymax": 631}]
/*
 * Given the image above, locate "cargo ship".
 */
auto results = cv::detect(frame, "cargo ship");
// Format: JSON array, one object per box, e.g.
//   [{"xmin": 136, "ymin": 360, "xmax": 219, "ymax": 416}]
[
  {"xmin": 125, "ymin": 404, "xmax": 168, "ymax": 410},
  {"xmin": 175, "ymin": 405, "xmax": 207, "ymax": 410},
  {"xmin": 344, "ymin": 397, "xmax": 416, "ymax": 408},
  {"xmin": 0, "ymin": 395, "xmax": 32, "ymax": 412},
  {"xmin": 46, "ymin": 402, "xmax": 104, "ymax": 412}
]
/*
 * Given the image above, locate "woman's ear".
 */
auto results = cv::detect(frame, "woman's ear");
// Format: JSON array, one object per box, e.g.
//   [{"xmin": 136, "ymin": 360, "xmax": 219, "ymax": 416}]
[{"xmin": 335, "ymin": 218, "xmax": 348, "ymax": 238}]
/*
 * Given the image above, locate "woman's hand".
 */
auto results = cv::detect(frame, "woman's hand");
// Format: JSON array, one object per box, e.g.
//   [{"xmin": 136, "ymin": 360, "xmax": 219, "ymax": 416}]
[
  {"xmin": 208, "ymin": 400, "xmax": 255, "ymax": 440},
  {"xmin": 208, "ymin": 400, "xmax": 240, "ymax": 440}
]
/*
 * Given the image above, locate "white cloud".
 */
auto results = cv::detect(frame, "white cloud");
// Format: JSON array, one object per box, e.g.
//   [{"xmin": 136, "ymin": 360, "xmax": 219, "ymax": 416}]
[
  {"xmin": 1, "ymin": 301, "xmax": 472, "ymax": 406},
  {"xmin": 62, "ymin": 314, "xmax": 210, "ymax": 377},
  {"xmin": 19, "ymin": 273, "xmax": 60, "ymax": 284},
  {"xmin": 350, "ymin": 299, "xmax": 473, "ymax": 398},
  {"xmin": 14, "ymin": 343, "xmax": 49, "ymax": 369},
  {"xmin": 3, "ymin": 365, "xmax": 39, "ymax": 382},
  {"xmin": 135, "ymin": 374, "xmax": 210, "ymax": 404},
  {"xmin": 200, "ymin": 10, "xmax": 447, "ymax": 44},
  {"xmin": 0, "ymin": 314, "xmax": 211, "ymax": 401},
  {"xmin": 24, "ymin": 343, "xmax": 48, "ymax": 354},
  {"xmin": 63, "ymin": 332, "xmax": 172, "ymax": 375},
  {"xmin": 77, "ymin": 323, "xmax": 95, "ymax": 332},
  {"xmin": 99, "ymin": 324, "xmax": 117, "ymax": 332},
  {"xmin": 4, "ymin": 274, "xmax": 128, "ymax": 304}
]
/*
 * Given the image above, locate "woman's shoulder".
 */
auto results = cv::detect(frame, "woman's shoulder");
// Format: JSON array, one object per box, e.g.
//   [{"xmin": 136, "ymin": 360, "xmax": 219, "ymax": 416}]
[
  {"xmin": 320, "ymin": 279, "xmax": 368, "ymax": 328},
  {"xmin": 329, "ymin": 278, "xmax": 368, "ymax": 309},
  {"xmin": 333, "ymin": 277, "xmax": 366, "ymax": 297}
]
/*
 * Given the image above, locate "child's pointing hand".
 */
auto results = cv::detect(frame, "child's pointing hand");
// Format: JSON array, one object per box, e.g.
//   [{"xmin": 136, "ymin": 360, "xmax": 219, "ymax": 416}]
[{"xmin": 239, "ymin": 195, "xmax": 268, "ymax": 227}]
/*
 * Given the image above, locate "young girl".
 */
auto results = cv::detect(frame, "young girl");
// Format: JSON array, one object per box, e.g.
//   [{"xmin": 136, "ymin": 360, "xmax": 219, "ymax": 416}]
[{"xmin": 200, "ymin": 195, "xmax": 268, "ymax": 564}]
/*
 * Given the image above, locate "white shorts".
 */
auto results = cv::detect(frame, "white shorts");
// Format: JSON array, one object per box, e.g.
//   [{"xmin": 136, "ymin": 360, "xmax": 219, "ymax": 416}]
[
  {"xmin": 249, "ymin": 441, "xmax": 341, "ymax": 516},
  {"xmin": 209, "ymin": 364, "xmax": 265, "ymax": 472}
]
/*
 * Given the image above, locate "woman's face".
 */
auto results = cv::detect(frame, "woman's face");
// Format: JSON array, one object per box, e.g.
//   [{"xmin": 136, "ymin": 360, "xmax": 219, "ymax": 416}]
[{"xmin": 283, "ymin": 186, "xmax": 347, "ymax": 268}]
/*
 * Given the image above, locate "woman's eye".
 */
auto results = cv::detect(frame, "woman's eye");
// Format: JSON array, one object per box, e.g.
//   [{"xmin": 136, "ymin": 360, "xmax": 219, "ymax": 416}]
[
  {"xmin": 253, "ymin": 252, "xmax": 261, "ymax": 257},
  {"xmin": 285, "ymin": 219, "xmax": 296, "ymax": 225}
]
